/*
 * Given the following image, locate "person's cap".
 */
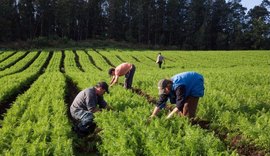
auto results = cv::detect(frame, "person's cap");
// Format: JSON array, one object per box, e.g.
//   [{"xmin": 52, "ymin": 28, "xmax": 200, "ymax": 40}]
[
  {"xmin": 108, "ymin": 68, "xmax": 115, "ymax": 75},
  {"xmin": 158, "ymin": 79, "xmax": 171, "ymax": 95},
  {"xmin": 97, "ymin": 81, "xmax": 109, "ymax": 93}
]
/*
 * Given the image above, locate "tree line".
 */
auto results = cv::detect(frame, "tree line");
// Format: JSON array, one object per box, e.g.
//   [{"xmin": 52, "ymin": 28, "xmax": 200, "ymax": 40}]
[{"xmin": 0, "ymin": 0, "xmax": 269, "ymax": 50}]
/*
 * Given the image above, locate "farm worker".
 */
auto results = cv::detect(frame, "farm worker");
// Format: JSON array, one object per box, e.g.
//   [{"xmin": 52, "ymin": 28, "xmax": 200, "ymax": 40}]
[
  {"xmin": 70, "ymin": 81, "xmax": 111, "ymax": 136},
  {"xmin": 108, "ymin": 62, "xmax": 136, "ymax": 89},
  {"xmin": 156, "ymin": 53, "xmax": 165, "ymax": 68},
  {"xmin": 149, "ymin": 71, "xmax": 204, "ymax": 119}
]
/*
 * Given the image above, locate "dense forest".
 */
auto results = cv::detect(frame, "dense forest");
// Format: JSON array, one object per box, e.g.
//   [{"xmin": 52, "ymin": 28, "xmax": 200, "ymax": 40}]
[{"xmin": 0, "ymin": 0, "xmax": 270, "ymax": 50}]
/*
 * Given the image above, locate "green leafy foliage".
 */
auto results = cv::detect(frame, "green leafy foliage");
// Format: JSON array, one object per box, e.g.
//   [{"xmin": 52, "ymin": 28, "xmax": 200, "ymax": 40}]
[{"xmin": 0, "ymin": 50, "xmax": 269, "ymax": 155}]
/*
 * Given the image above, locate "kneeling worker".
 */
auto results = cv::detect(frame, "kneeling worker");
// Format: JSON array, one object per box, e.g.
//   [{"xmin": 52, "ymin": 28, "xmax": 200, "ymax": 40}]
[{"xmin": 70, "ymin": 81, "xmax": 111, "ymax": 136}]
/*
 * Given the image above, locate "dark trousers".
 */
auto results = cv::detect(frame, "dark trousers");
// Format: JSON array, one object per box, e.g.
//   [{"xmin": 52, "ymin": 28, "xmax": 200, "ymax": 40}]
[
  {"xmin": 180, "ymin": 97, "xmax": 199, "ymax": 118},
  {"xmin": 158, "ymin": 61, "xmax": 162, "ymax": 68},
  {"xmin": 124, "ymin": 64, "xmax": 136, "ymax": 89}
]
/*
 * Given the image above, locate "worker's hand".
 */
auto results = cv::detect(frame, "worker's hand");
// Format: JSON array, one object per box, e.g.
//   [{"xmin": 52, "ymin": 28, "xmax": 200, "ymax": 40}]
[
  {"xmin": 146, "ymin": 115, "xmax": 155, "ymax": 124},
  {"xmin": 178, "ymin": 111, "xmax": 184, "ymax": 117},
  {"xmin": 92, "ymin": 108, "xmax": 101, "ymax": 113},
  {"xmin": 94, "ymin": 127, "xmax": 103, "ymax": 134},
  {"xmin": 106, "ymin": 105, "xmax": 113, "ymax": 111}
]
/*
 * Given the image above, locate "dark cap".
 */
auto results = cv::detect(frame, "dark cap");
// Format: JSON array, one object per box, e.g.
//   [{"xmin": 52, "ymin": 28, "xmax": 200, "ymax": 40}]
[
  {"xmin": 97, "ymin": 81, "xmax": 109, "ymax": 93},
  {"xmin": 158, "ymin": 79, "xmax": 171, "ymax": 95},
  {"xmin": 108, "ymin": 68, "xmax": 115, "ymax": 76}
]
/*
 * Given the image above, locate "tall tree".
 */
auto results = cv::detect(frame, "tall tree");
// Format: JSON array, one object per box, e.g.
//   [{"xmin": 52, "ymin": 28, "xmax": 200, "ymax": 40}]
[
  {"xmin": 53, "ymin": 0, "xmax": 72, "ymax": 38},
  {"xmin": 18, "ymin": 0, "xmax": 35, "ymax": 40},
  {"xmin": 87, "ymin": 0, "xmax": 107, "ymax": 39},
  {"xmin": 182, "ymin": 0, "xmax": 207, "ymax": 49},
  {"xmin": 34, "ymin": 0, "xmax": 55, "ymax": 37},
  {"xmin": 206, "ymin": 0, "xmax": 230, "ymax": 49},
  {"xmin": 0, "ymin": 0, "xmax": 20, "ymax": 41},
  {"xmin": 106, "ymin": 0, "xmax": 129, "ymax": 40},
  {"xmin": 226, "ymin": 0, "xmax": 247, "ymax": 49},
  {"xmin": 246, "ymin": 5, "xmax": 270, "ymax": 49}
]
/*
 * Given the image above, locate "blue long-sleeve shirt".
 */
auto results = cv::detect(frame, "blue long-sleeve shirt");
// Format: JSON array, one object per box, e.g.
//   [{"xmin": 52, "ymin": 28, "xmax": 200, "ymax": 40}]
[{"xmin": 156, "ymin": 72, "xmax": 204, "ymax": 110}]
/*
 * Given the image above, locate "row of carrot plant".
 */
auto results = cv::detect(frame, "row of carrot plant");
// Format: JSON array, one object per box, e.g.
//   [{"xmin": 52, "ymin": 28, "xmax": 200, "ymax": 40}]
[
  {"xmin": 0, "ymin": 49, "xmax": 269, "ymax": 155},
  {"xmin": 0, "ymin": 51, "xmax": 73, "ymax": 155}
]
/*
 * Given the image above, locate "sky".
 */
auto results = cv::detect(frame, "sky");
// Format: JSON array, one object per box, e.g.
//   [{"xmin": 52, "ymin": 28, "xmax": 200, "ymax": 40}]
[{"xmin": 240, "ymin": 0, "xmax": 263, "ymax": 10}]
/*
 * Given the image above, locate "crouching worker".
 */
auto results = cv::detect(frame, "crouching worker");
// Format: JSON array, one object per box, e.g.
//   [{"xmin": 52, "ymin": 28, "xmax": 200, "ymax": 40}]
[
  {"xmin": 149, "ymin": 71, "xmax": 204, "ymax": 120},
  {"xmin": 70, "ymin": 81, "xmax": 111, "ymax": 137}
]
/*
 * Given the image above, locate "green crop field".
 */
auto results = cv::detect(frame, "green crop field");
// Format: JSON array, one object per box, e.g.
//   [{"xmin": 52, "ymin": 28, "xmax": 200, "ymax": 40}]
[{"xmin": 0, "ymin": 49, "xmax": 269, "ymax": 155}]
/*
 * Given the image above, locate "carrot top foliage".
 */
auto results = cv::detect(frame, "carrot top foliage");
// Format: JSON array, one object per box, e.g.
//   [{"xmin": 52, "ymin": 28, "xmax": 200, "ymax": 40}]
[{"xmin": 0, "ymin": 50, "xmax": 269, "ymax": 155}]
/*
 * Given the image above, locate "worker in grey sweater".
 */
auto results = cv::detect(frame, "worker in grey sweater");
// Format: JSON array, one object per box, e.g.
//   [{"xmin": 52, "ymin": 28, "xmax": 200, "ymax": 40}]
[{"xmin": 70, "ymin": 81, "xmax": 111, "ymax": 136}]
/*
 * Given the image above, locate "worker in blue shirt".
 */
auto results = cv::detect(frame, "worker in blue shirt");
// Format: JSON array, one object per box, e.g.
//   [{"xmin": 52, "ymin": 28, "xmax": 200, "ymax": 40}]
[{"xmin": 149, "ymin": 72, "xmax": 205, "ymax": 119}]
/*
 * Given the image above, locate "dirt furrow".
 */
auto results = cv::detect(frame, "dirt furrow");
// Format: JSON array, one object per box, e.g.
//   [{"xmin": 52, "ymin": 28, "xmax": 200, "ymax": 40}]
[
  {"xmin": 73, "ymin": 50, "xmax": 85, "ymax": 72},
  {"xmin": 93, "ymin": 48, "xmax": 115, "ymax": 67},
  {"xmin": 84, "ymin": 50, "xmax": 103, "ymax": 71}
]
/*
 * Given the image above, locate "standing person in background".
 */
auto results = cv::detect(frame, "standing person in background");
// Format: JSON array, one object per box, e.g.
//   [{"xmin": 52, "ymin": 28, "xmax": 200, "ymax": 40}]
[
  {"xmin": 156, "ymin": 53, "xmax": 165, "ymax": 68},
  {"xmin": 149, "ymin": 71, "xmax": 204, "ymax": 120},
  {"xmin": 70, "ymin": 81, "xmax": 111, "ymax": 137},
  {"xmin": 108, "ymin": 62, "xmax": 136, "ymax": 89}
]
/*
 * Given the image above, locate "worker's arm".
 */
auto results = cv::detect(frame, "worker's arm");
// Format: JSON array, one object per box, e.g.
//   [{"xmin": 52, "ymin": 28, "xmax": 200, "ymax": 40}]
[
  {"xmin": 91, "ymin": 107, "xmax": 101, "ymax": 113},
  {"xmin": 110, "ymin": 76, "xmax": 115, "ymax": 85},
  {"xmin": 150, "ymin": 106, "xmax": 160, "ymax": 118},
  {"xmin": 166, "ymin": 86, "xmax": 185, "ymax": 119},
  {"xmin": 85, "ymin": 90, "xmax": 97, "ymax": 113},
  {"xmin": 110, "ymin": 75, "xmax": 119, "ymax": 87},
  {"xmin": 149, "ymin": 94, "xmax": 168, "ymax": 118},
  {"xmin": 105, "ymin": 104, "xmax": 113, "ymax": 111},
  {"xmin": 166, "ymin": 107, "xmax": 179, "ymax": 119}
]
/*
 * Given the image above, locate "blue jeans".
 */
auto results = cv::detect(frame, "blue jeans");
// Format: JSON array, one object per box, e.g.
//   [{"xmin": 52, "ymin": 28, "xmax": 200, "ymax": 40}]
[{"xmin": 76, "ymin": 112, "xmax": 95, "ymax": 135}]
